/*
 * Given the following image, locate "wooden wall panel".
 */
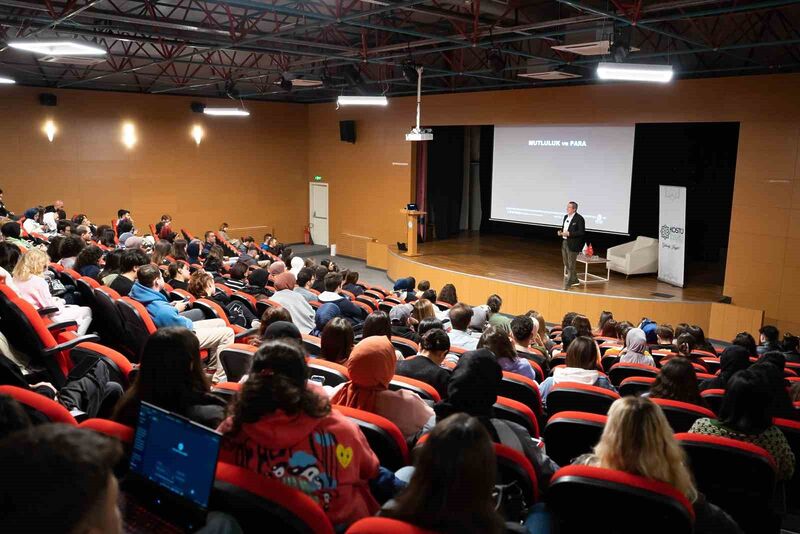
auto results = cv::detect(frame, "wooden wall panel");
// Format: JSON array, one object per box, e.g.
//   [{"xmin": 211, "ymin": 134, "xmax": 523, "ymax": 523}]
[{"xmin": 0, "ymin": 86, "xmax": 309, "ymax": 242}]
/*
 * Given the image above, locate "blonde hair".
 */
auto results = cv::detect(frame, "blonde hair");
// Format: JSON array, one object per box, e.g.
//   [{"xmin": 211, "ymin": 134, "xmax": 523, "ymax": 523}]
[
  {"xmin": 579, "ymin": 396, "xmax": 698, "ymax": 502},
  {"xmin": 12, "ymin": 248, "xmax": 49, "ymax": 282},
  {"xmin": 412, "ymin": 299, "xmax": 436, "ymax": 323}
]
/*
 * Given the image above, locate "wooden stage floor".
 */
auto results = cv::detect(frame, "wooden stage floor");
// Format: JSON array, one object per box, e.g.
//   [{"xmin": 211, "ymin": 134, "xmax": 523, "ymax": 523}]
[{"xmin": 409, "ymin": 234, "xmax": 723, "ymax": 303}]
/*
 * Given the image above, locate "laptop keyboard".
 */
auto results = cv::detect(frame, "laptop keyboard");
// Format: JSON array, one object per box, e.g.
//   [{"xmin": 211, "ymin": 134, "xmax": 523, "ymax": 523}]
[{"xmin": 121, "ymin": 493, "xmax": 184, "ymax": 534}]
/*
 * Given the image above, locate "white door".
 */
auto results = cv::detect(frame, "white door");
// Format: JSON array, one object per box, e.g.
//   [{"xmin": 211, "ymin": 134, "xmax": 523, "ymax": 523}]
[{"xmin": 309, "ymin": 182, "xmax": 329, "ymax": 246}]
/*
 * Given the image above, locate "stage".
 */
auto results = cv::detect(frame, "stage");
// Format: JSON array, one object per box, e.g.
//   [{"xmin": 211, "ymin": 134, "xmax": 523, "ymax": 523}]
[{"xmin": 366, "ymin": 233, "xmax": 761, "ymax": 340}]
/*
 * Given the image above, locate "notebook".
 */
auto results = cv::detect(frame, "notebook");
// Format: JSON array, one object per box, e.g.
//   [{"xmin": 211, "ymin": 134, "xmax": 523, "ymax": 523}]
[{"xmin": 123, "ymin": 401, "xmax": 222, "ymax": 533}]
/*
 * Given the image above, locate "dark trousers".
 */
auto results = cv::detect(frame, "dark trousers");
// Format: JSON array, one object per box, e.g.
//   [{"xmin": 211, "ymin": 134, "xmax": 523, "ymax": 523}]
[{"xmin": 562, "ymin": 240, "xmax": 579, "ymax": 286}]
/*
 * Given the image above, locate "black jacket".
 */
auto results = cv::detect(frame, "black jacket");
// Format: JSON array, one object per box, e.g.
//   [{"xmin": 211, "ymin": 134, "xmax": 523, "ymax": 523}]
[{"xmin": 562, "ymin": 213, "xmax": 586, "ymax": 252}]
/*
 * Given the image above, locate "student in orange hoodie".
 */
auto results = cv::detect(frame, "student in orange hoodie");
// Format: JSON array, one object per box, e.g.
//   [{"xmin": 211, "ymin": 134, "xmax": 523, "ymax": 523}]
[{"xmin": 218, "ymin": 339, "xmax": 380, "ymax": 528}]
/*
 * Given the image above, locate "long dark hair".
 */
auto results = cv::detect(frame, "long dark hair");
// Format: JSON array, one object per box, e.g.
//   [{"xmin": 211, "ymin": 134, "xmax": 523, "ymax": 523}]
[
  {"xmin": 565, "ymin": 336, "xmax": 599, "ymax": 370},
  {"xmin": 171, "ymin": 238, "xmax": 189, "ymax": 262},
  {"xmin": 320, "ymin": 317, "xmax": 354, "ymax": 364},
  {"xmin": 649, "ymin": 358, "xmax": 705, "ymax": 407},
  {"xmin": 74, "ymin": 245, "xmax": 103, "ymax": 272},
  {"xmin": 384, "ymin": 413, "xmax": 504, "ymax": 534},
  {"xmin": 362, "ymin": 311, "xmax": 392, "ymax": 339},
  {"xmin": 719, "ymin": 369, "xmax": 773, "ymax": 434},
  {"xmin": 227, "ymin": 340, "xmax": 330, "ymax": 435},
  {"xmin": 478, "ymin": 326, "xmax": 517, "ymax": 362},
  {"xmin": 439, "ymin": 284, "xmax": 458, "ymax": 305},
  {"xmin": 113, "ymin": 327, "xmax": 210, "ymax": 422}
]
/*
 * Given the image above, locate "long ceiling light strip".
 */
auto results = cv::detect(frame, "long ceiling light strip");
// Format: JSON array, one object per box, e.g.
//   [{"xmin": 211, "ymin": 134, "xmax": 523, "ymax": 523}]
[
  {"xmin": 596, "ymin": 62, "xmax": 674, "ymax": 83},
  {"xmin": 8, "ymin": 40, "xmax": 106, "ymax": 56},
  {"xmin": 337, "ymin": 95, "xmax": 388, "ymax": 106},
  {"xmin": 0, "ymin": 76, "xmax": 14, "ymax": 84},
  {"xmin": 202, "ymin": 108, "xmax": 250, "ymax": 117}
]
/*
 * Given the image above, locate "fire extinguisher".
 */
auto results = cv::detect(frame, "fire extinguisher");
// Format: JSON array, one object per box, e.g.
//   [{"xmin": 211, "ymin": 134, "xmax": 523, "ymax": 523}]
[{"xmin": 304, "ymin": 225, "xmax": 311, "ymax": 245}]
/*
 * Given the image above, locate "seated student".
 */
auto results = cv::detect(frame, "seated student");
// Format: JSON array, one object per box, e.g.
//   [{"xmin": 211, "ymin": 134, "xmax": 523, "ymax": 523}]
[
  {"xmin": 202, "ymin": 230, "xmax": 217, "ymax": 256},
  {"xmin": 783, "ymin": 333, "xmax": 800, "ymax": 364},
  {"xmin": 170, "ymin": 238, "xmax": 189, "ymax": 263},
  {"xmin": 570, "ymin": 315, "xmax": 593, "ymax": 338},
  {"xmin": 382, "ymin": 413, "xmax": 506, "ymax": 534},
  {"xmin": 469, "ymin": 302, "xmax": 489, "ymax": 332},
  {"xmin": 479, "ymin": 326, "xmax": 536, "ymax": 382},
  {"xmin": 342, "ymin": 270, "xmax": 364, "ymax": 296},
  {"xmin": 664, "ymin": 332, "xmax": 709, "ymax": 370},
  {"xmin": 485, "ymin": 294, "xmax": 510, "ymax": 333},
  {"xmin": 42, "ymin": 208, "xmax": 59, "ymax": 234},
  {"xmin": 648, "ymin": 357, "xmax": 708, "ymax": 407},
  {"xmin": 753, "ymin": 352, "xmax": 796, "ymax": 419},
  {"xmin": 0, "ymin": 241, "xmax": 21, "ymax": 293},
  {"xmin": 422, "ymin": 349, "xmax": 558, "ymax": 489},
  {"xmin": 439, "ymin": 283, "xmax": 458, "ymax": 306},
  {"xmin": 599, "ymin": 318, "xmax": 619, "ymax": 339},
  {"xmin": 0, "ymin": 425, "xmax": 124, "ymax": 534},
  {"xmin": 330, "ymin": 335, "xmax": 433, "ymax": 440},
  {"xmin": 294, "ymin": 267, "xmax": 317, "ymax": 302},
  {"xmin": 269, "ymin": 272, "xmax": 315, "ymax": 334},
  {"xmin": 362, "ymin": 311, "xmax": 404, "ymax": 360},
  {"xmin": 238, "ymin": 267, "xmax": 272, "ymax": 300},
  {"xmin": 218, "ymin": 340, "xmax": 380, "ymax": 527},
  {"xmin": 689, "ymin": 369, "xmax": 795, "ymax": 481},
  {"xmin": 318, "ymin": 272, "xmax": 366, "ymax": 325},
  {"xmin": 75, "ymin": 225, "xmax": 93, "ymax": 245},
  {"xmin": 758, "ymin": 325, "xmax": 781, "ymax": 355},
  {"xmin": 651, "ymin": 324, "xmax": 675, "ymax": 351},
  {"xmin": 166, "ymin": 261, "xmax": 190, "ymax": 290},
  {"xmin": 223, "ymin": 261, "xmax": 248, "ymax": 292},
  {"xmin": 1, "ymin": 221, "xmax": 30, "ymax": 250},
  {"xmin": 510, "ymin": 315, "xmax": 549, "ymax": 375},
  {"xmin": 539, "ymin": 336, "xmax": 616, "ymax": 409},
  {"xmin": 150, "ymin": 239, "xmax": 171, "ymax": 267},
  {"xmin": 699, "ymin": 345, "xmax": 750, "ymax": 392},
  {"xmin": 288, "ymin": 255, "xmax": 304, "ymax": 276},
  {"xmin": 22, "ymin": 206, "xmax": 45, "ymax": 235},
  {"xmin": 109, "ymin": 249, "xmax": 149, "ymax": 296},
  {"xmin": 417, "ymin": 279, "xmax": 430, "ymax": 294},
  {"xmin": 687, "ymin": 324, "xmax": 716, "ymax": 355},
  {"xmin": 393, "ymin": 277, "xmax": 417, "ymax": 301},
  {"xmin": 75, "ymin": 245, "xmax": 104, "ymax": 279},
  {"xmin": 411, "ymin": 299, "xmax": 437, "ymax": 326},
  {"xmin": 186, "ymin": 239, "xmax": 202, "ymax": 265},
  {"xmin": 12, "ymin": 248, "xmax": 93, "ymax": 335},
  {"xmin": 320, "ymin": 317, "xmax": 354, "ymax": 364},
  {"xmin": 58, "ymin": 235, "xmax": 85, "ymax": 270},
  {"xmin": 311, "ymin": 265, "xmax": 328, "ymax": 293},
  {"xmin": 389, "ymin": 304, "xmax": 421, "ymax": 343},
  {"xmin": 618, "ymin": 328, "xmax": 655, "ymax": 366},
  {"xmin": 117, "ymin": 208, "xmax": 133, "ymax": 225},
  {"xmin": 129, "ymin": 264, "xmax": 234, "ymax": 383},
  {"xmin": 447, "ymin": 303, "xmax": 479, "ymax": 351},
  {"xmin": 557, "ymin": 396, "xmax": 741, "ymax": 534},
  {"xmin": 187, "ymin": 270, "xmax": 258, "ymax": 328},
  {"xmin": 154, "ymin": 214, "xmax": 171, "ymax": 235},
  {"xmin": 113, "ymin": 327, "xmax": 226, "ymax": 428},
  {"xmin": 249, "ymin": 307, "xmax": 294, "ymax": 346},
  {"xmin": 395, "ymin": 328, "xmax": 451, "ymax": 399},
  {"xmin": 98, "ymin": 249, "xmax": 123, "ymax": 286}
]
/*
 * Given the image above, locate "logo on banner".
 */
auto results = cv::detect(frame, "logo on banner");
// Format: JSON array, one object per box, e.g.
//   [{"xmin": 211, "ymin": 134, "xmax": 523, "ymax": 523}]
[{"xmin": 660, "ymin": 224, "xmax": 685, "ymax": 244}]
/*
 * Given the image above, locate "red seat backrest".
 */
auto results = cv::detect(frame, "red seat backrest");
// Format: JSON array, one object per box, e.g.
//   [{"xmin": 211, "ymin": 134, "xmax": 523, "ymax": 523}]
[
  {"xmin": 78, "ymin": 418, "xmax": 135, "ymax": 444},
  {"xmin": 0, "ymin": 385, "xmax": 78, "ymax": 425},
  {"xmin": 118, "ymin": 297, "xmax": 157, "ymax": 334},
  {"xmin": 332, "ymin": 405, "xmax": 410, "ymax": 469},
  {"xmin": 390, "ymin": 375, "xmax": 441, "ymax": 403},
  {"xmin": 346, "ymin": 517, "xmax": 437, "ymax": 534}
]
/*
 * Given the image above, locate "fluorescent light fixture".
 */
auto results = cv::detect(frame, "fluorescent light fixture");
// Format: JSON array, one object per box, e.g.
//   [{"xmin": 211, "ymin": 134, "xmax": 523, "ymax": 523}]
[
  {"xmin": 596, "ymin": 62, "xmax": 673, "ymax": 83},
  {"xmin": 191, "ymin": 124, "xmax": 204, "ymax": 145},
  {"xmin": 121, "ymin": 122, "xmax": 137, "ymax": 149},
  {"xmin": 337, "ymin": 95, "xmax": 388, "ymax": 106},
  {"xmin": 0, "ymin": 76, "xmax": 14, "ymax": 84},
  {"xmin": 9, "ymin": 40, "xmax": 106, "ymax": 56},
  {"xmin": 43, "ymin": 120, "xmax": 57, "ymax": 142},
  {"xmin": 202, "ymin": 108, "xmax": 250, "ymax": 117}
]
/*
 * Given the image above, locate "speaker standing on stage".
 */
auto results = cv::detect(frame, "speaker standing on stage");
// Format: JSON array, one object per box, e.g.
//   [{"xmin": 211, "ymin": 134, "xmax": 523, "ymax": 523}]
[{"xmin": 558, "ymin": 201, "xmax": 585, "ymax": 289}]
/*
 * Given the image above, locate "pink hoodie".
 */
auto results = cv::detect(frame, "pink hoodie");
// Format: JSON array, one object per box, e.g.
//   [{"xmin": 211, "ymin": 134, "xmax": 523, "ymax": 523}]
[{"xmin": 217, "ymin": 407, "xmax": 380, "ymax": 527}]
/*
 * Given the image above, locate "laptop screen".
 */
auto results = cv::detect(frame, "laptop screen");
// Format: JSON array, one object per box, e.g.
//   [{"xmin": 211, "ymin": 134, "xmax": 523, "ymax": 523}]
[{"xmin": 129, "ymin": 402, "xmax": 221, "ymax": 509}]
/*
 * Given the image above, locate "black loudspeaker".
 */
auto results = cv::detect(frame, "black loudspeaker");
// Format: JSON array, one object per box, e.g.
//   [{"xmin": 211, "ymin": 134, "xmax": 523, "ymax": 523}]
[
  {"xmin": 340, "ymin": 120, "xmax": 356, "ymax": 143},
  {"xmin": 39, "ymin": 93, "xmax": 57, "ymax": 106}
]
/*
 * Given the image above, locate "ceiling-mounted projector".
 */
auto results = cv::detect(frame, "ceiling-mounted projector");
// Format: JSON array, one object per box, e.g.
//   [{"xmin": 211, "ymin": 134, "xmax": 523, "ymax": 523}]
[{"xmin": 406, "ymin": 127, "xmax": 433, "ymax": 141}]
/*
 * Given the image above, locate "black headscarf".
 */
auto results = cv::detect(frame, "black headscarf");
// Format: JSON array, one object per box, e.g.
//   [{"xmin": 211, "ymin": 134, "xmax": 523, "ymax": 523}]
[
  {"xmin": 433, "ymin": 349, "xmax": 502, "ymax": 421},
  {"xmin": 752, "ymin": 351, "xmax": 794, "ymax": 418},
  {"xmin": 263, "ymin": 321, "xmax": 302, "ymax": 342},
  {"xmin": 560, "ymin": 326, "xmax": 578, "ymax": 351},
  {"xmin": 699, "ymin": 345, "xmax": 750, "ymax": 391}
]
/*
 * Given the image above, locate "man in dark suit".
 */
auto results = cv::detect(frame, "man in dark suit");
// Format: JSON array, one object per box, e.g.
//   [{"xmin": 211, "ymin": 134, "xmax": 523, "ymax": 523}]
[{"xmin": 558, "ymin": 201, "xmax": 585, "ymax": 289}]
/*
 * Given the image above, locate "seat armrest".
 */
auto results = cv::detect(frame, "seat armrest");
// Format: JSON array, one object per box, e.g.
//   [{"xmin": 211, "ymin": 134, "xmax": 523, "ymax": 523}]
[
  {"xmin": 44, "ymin": 334, "xmax": 101, "ymax": 355},
  {"xmin": 234, "ymin": 327, "xmax": 259, "ymax": 341},
  {"xmin": 38, "ymin": 307, "xmax": 60, "ymax": 316},
  {"xmin": 47, "ymin": 320, "xmax": 78, "ymax": 333}
]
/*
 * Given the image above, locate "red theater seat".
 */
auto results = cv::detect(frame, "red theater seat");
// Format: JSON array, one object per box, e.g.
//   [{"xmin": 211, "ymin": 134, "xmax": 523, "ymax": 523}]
[
  {"xmin": 389, "ymin": 375, "xmax": 440, "ymax": 402},
  {"xmin": 0, "ymin": 385, "xmax": 78, "ymax": 425},
  {"xmin": 546, "ymin": 382, "xmax": 620, "ymax": 417},
  {"xmin": 219, "ymin": 344, "xmax": 257, "ymax": 383},
  {"xmin": 547, "ymin": 465, "xmax": 694, "ymax": 534},
  {"xmin": 307, "ymin": 358, "xmax": 350, "ymax": 387},
  {"xmin": 78, "ymin": 418, "xmax": 135, "ymax": 445},
  {"xmin": 333, "ymin": 405, "xmax": 409, "ymax": 470},
  {"xmin": 608, "ymin": 362, "xmax": 659, "ymax": 386},
  {"xmin": 499, "ymin": 371, "xmax": 543, "ymax": 420},
  {"xmin": 699, "ymin": 388, "xmax": 725, "ymax": 415},
  {"xmin": 346, "ymin": 517, "xmax": 437, "ymax": 534},
  {"xmin": 494, "ymin": 396, "xmax": 540, "ymax": 438},
  {"xmin": 543, "ymin": 411, "xmax": 606, "ymax": 468},
  {"xmin": 618, "ymin": 376, "xmax": 656, "ymax": 397},
  {"xmin": 390, "ymin": 336, "xmax": 419, "ymax": 358},
  {"xmin": 213, "ymin": 462, "xmax": 335, "ymax": 534},
  {"xmin": 650, "ymin": 398, "xmax": 715, "ymax": 433}
]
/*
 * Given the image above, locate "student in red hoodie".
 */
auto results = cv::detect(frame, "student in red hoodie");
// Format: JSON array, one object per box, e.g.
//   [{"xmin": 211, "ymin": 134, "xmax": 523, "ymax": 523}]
[{"xmin": 218, "ymin": 339, "xmax": 380, "ymax": 527}]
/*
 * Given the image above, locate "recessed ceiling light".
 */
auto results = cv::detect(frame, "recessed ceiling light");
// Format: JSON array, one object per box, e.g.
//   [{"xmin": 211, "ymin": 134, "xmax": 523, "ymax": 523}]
[
  {"xmin": 8, "ymin": 40, "xmax": 106, "ymax": 56},
  {"xmin": 0, "ymin": 76, "xmax": 14, "ymax": 84},
  {"xmin": 203, "ymin": 108, "xmax": 250, "ymax": 117}
]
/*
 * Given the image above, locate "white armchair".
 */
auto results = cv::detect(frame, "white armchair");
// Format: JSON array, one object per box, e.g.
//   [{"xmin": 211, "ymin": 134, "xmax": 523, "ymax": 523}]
[{"xmin": 607, "ymin": 236, "xmax": 659, "ymax": 276}]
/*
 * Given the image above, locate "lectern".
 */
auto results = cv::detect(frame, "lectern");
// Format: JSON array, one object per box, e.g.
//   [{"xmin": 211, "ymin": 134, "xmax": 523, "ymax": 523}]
[{"xmin": 400, "ymin": 209, "xmax": 426, "ymax": 257}]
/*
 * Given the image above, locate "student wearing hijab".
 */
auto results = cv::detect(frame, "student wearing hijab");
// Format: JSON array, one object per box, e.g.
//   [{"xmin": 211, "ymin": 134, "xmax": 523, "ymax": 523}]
[
  {"xmin": 269, "ymin": 272, "xmax": 315, "ymax": 334},
  {"xmin": 289, "ymin": 256, "xmax": 304, "ymax": 277},
  {"xmin": 698, "ymin": 345, "xmax": 750, "ymax": 392},
  {"xmin": 330, "ymin": 335, "xmax": 433, "ymax": 440},
  {"xmin": 186, "ymin": 240, "xmax": 202, "ymax": 265},
  {"xmin": 268, "ymin": 261, "xmax": 286, "ymax": 277},
  {"xmin": 423, "ymin": 349, "xmax": 558, "ymax": 489},
  {"xmin": 619, "ymin": 328, "xmax": 655, "ymax": 366}
]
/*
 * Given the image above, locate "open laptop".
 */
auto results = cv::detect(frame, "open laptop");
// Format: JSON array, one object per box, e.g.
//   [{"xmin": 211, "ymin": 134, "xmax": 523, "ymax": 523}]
[{"xmin": 122, "ymin": 401, "xmax": 222, "ymax": 533}]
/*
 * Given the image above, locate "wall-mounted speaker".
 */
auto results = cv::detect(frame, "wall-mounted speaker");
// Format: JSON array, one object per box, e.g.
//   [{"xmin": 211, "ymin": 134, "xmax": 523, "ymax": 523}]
[
  {"xmin": 340, "ymin": 120, "xmax": 356, "ymax": 143},
  {"xmin": 39, "ymin": 93, "xmax": 57, "ymax": 106}
]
